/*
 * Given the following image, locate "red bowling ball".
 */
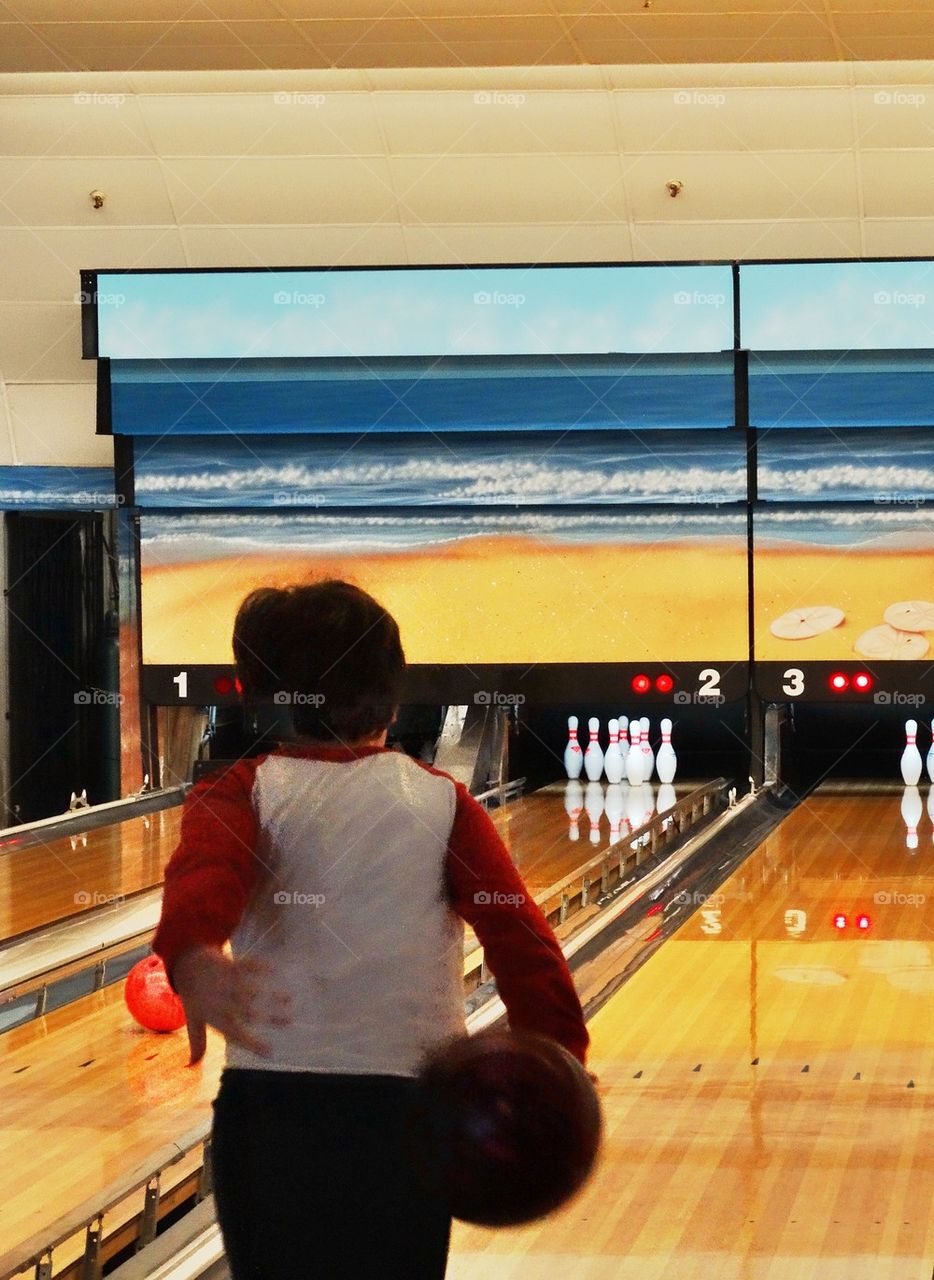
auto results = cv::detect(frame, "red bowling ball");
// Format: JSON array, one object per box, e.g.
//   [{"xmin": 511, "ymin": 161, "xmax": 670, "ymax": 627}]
[
  {"xmin": 415, "ymin": 1028, "xmax": 602, "ymax": 1227},
  {"xmin": 124, "ymin": 954, "xmax": 186, "ymax": 1033}
]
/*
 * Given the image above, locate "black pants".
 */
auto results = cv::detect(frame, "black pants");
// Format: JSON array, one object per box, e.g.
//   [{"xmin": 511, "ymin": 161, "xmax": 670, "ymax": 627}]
[{"xmin": 211, "ymin": 1069, "xmax": 451, "ymax": 1280}]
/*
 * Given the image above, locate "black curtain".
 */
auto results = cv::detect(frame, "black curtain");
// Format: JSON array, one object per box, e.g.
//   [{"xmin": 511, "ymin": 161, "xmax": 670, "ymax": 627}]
[{"xmin": 6, "ymin": 512, "xmax": 115, "ymax": 823}]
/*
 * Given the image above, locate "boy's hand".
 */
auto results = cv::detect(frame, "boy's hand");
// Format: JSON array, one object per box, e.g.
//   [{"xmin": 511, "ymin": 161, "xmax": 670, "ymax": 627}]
[{"xmin": 172, "ymin": 945, "xmax": 292, "ymax": 1066}]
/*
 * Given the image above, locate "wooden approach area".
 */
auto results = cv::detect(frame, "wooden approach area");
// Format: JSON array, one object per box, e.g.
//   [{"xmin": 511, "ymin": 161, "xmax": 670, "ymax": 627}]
[{"xmin": 1, "ymin": 789, "xmax": 931, "ymax": 1278}]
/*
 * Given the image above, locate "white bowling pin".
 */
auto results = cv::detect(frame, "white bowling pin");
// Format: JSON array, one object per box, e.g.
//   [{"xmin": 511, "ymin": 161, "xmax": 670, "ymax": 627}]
[
  {"xmin": 604, "ymin": 783, "xmax": 624, "ymax": 845},
  {"xmin": 604, "ymin": 718, "xmax": 625, "ymax": 784},
  {"xmin": 585, "ymin": 781, "xmax": 605, "ymax": 845},
  {"xmin": 901, "ymin": 785, "xmax": 922, "ymax": 851},
  {"xmin": 926, "ymin": 728, "xmax": 934, "ymax": 783},
  {"xmin": 640, "ymin": 717, "xmax": 654, "ymax": 780},
  {"xmin": 564, "ymin": 779, "xmax": 583, "ymax": 841},
  {"xmin": 901, "ymin": 719, "xmax": 923, "ymax": 786},
  {"xmin": 626, "ymin": 723, "xmax": 644, "ymax": 785},
  {"xmin": 656, "ymin": 717, "xmax": 677, "ymax": 784},
  {"xmin": 564, "ymin": 715, "xmax": 583, "ymax": 779},
  {"xmin": 618, "ymin": 716, "xmax": 630, "ymax": 769},
  {"xmin": 584, "ymin": 717, "xmax": 604, "ymax": 783}
]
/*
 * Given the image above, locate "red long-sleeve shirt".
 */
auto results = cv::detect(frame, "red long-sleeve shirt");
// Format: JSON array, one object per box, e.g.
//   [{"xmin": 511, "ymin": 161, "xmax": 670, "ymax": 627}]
[{"xmin": 153, "ymin": 744, "xmax": 588, "ymax": 1072}]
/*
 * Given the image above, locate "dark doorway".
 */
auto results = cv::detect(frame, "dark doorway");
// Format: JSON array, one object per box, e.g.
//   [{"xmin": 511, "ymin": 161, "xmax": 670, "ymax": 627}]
[{"xmin": 5, "ymin": 512, "xmax": 118, "ymax": 823}]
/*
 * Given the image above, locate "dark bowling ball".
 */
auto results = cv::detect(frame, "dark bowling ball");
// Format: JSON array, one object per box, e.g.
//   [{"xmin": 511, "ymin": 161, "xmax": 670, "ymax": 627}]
[{"xmin": 415, "ymin": 1029, "xmax": 602, "ymax": 1227}]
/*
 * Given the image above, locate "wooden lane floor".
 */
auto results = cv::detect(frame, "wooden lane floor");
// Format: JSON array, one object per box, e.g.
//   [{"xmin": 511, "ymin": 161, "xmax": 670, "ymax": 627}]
[
  {"xmin": 0, "ymin": 980, "xmax": 223, "ymax": 1268},
  {"xmin": 0, "ymin": 807, "xmax": 181, "ymax": 944},
  {"xmin": 0, "ymin": 776, "xmax": 690, "ymax": 1270},
  {"xmin": 0, "ymin": 778, "xmax": 682, "ymax": 948},
  {"xmin": 449, "ymin": 791, "xmax": 934, "ymax": 1278}
]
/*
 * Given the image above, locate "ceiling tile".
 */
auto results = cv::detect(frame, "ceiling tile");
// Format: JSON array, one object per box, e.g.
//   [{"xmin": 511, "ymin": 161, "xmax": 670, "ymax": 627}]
[
  {"xmin": 631, "ymin": 218, "xmax": 863, "ymax": 262},
  {"xmin": 0, "ymin": 303, "xmax": 88, "ymax": 382},
  {"xmin": 0, "ymin": 226, "xmax": 186, "ymax": 302},
  {"xmin": 161, "ymin": 155, "xmax": 397, "ymax": 223},
  {"xmin": 1, "ymin": 93, "xmax": 154, "ymax": 156},
  {"xmin": 0, "ymin": 156, "xmax": 175, "ymax": 226},
  {"xmin": 139, "ymin": 91, "xmax": 383, "ymax": 156},
  {"xmin": 6, "ymin": 382, "xmax": 108, "ymax": 466},
  {"xmin": 376, "ymin": 89, "xmax": 617, "ymax": 156},
  {"xmin": 861, "ymin": 150, "xmax": 934, "ymax": 217},
  {"xmin": 403, "ymin": 220, "xmax": 633, "ymax": 264},
  {"xmin": 390, "ymin": 154, "xmax": 627, "ymax": 223},
  {"xmin": 180, "ymin": 222, "xmax": 409, "ymax": 268}
]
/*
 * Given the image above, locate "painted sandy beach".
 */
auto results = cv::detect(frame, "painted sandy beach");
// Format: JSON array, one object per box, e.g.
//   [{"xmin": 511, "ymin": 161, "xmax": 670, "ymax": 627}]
[
  {"xmin": 140, "ymin": 535, "xmax": 749, "ymax": 667},
  {"xmin": 755, "ymin": 547, "xmax": 933, "ymax": 661}
]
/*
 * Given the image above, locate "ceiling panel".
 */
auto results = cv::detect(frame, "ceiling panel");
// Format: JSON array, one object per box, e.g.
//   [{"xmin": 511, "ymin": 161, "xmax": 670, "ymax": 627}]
[
  {"xmin": 0, "ymin": 303, "xmax": 88, "ymax": 382},
  {"xmin": 377, "ymin": 89, "xmax": 617, "ymax": 155},
  {"xmin": 6, "ymin": 382, "xmax": 107, "ymax": 466},
  {"xmin": 402, "ymin": 220, "xmax": 634, "ymax": 264},
  {"xmin": 0, "ymin": 156, "xmax": 175, "ymax": 226},
  {"xmin": 860, "ymin": 150, "xmax": 934, "ymax": 218},
  {"xmin": 161, "ymin": 155, "xmax": 397, "ymax": 223},
  {"xmin": 0, "ymin": 225, "xmax": 186, "ymax": 301},
  {"xmin": 139, "ymin": 91, "xmax": 383, "ymax": 156},
  {"xmin": 615, "ymin": 87, "xmax": 855, "ymax": 153},
  {"xmin": 179, "ymin": 222, "xmax": 409, "ymax": 267},
  {"xmin": 389, "ymin": 154, "xmax": 627, "ymax": 223},
  {"xmin": 630, "ymin": 217, "xmax": 863, "ymax": 262},
  {"xmin": 0, "ymin": 93, "xmax": 153, "ymax": 155}
]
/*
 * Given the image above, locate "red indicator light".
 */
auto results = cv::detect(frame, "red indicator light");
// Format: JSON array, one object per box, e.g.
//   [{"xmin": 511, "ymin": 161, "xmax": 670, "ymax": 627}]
[
  {"xmin": 213, "ymin": 675, "xmax": 233, "ymax": 695},
  {"xmin": 234, "ymin": 677, "xmax": 243, "ymax": 694},
  {"xmin": 631, "ymin": 674, "xmax": 651, "ymax": 694},
  {"xmin": 655, "ymin": 674, "xmax": 674, "ymax": 693},
  {"xmin": 853, "ymin": 672, "xmax": 873, "ymax": 691},
  {"xmin": 833, "ymin": 913, "xmax": 847, "ymax": 930},
  {"xmin": 857, "ymin": 914, "xmax": 871, "ymax": 931},
  {"xmin": 829, "ymin": 673, "xmax": 849, "ymax": 691}
]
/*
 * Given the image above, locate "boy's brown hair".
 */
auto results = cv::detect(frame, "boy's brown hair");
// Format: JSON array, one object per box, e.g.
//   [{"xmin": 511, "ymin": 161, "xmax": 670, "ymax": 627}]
[{"xmin": 233, "ymin": 580, "xmax": 405, "ymax": 742}]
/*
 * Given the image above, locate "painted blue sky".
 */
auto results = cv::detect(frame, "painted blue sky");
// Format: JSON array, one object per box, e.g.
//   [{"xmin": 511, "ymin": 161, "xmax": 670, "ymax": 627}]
[
  {"xmin": 95, "ymin": 265, "xmax": 734, "ymax": 359},
  {"xmin": 741, "ymin": 260, "xmax": 934, "ymax": 350}
]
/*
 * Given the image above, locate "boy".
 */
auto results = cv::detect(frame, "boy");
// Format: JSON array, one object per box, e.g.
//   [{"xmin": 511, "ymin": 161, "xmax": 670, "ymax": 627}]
[{"xmin": 154, "ymin": 580, "xmax": 588, "ymax": 1278}]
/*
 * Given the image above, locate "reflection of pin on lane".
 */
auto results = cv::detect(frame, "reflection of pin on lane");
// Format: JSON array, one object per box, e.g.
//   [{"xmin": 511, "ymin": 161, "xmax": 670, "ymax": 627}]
[
  {"xmin": 584, "ymin": 781, "xmax": 605, "ymax": 845},
  {"xmin": 927, "ymin": 786, "xmax": 934, "ymax": 843},
  {"xmin": 901, "ymin": 719, "xmax": 923, "ymax": 786},
  {"xmin": 584, "ymin": 717, "xmax": 604, "ymax": 783},
  {"xmin": 604, "ymin": 784, "xmax": 624, "ymax": 845},
  {"xmin": 901, "ymin": 786, "xmax": 922, "ymax": 851},
  {"xmin": 564, "ymin": 779, "xmax": 583, "ymax": 842}
]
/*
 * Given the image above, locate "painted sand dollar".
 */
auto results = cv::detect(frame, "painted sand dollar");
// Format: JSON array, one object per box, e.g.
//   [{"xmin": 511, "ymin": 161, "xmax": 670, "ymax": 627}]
[
  {"xmin": 882, "ymin": 600, "xmax": 934, "ymax": 633},
  {"xmin": 854, "ymin": 624, "xmax": 930, "ymax": 659},
  {"xmin": 770, "ymin": 606, "xmax": 845, "ymax": 640}
]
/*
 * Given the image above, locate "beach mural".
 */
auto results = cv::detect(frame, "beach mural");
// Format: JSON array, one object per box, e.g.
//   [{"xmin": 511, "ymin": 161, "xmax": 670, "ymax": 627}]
[
  {"xmin": 754, "ymin": 508, "xmax": 934, "ymax": 662},
  {"xmin": 758, "ymin": 427, "xmax": 934, "ymax": 501},
  {"xmin": 0, "ymin": 467, "xmax": 117, "ymax": 510},
  {"xmin": 94, "ymin": 264, "xmax": 734, "ymax": 361},
  {"xmin": 133, "ymin": 432, "xmax": 747, "ymax": 508},
  {"xmin": 139, "ymin": 509, "xmax": 749, "ymax": 668}
]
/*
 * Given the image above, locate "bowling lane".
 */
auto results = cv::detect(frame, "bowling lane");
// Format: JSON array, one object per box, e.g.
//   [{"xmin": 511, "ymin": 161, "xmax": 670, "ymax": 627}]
[
  {"xmin": 0, "ymin": 805, "xmax": 181, "ymax": 944},
  {"xmin": 449, "ymin": 789, "xmax": 934, "ymax": 1279}
]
